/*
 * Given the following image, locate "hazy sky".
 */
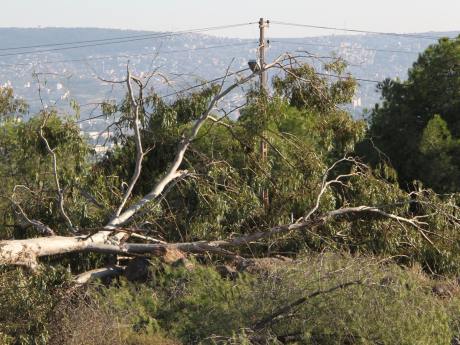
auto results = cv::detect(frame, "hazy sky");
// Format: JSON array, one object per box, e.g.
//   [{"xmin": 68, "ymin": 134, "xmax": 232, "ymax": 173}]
[{"xmin": 1, "ymin": 0, "xmax": 460, "ymax": 38}]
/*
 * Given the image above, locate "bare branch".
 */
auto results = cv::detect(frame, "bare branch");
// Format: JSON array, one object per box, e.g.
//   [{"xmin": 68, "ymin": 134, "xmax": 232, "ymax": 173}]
[
  {"xmin": 104, "ymin": 60, "xmax": 263, "ymax": 230},
  {"xmin": 253, "ymin": 280, "xmax": 362, "ymax": 330},
  {"xmin": 327, "ymin": 206, "xmax": 434, "ymax": 246},
  {"xmin": 39, "ymin": 113, "xmax": 75, "ymax": 233},
  {"xmin": 129, "ymin": 233, "xmax": 167, "ymax": 245},
  {"xmin": 303, "ymin": 157, "xmax": 365, "ymax": 221},
  {"xmin": 114, "ymin": 67, "xmax": 145, "ymax": 217},
  {"xmin": 33, "ymin": 72, "xmax": 75, "ymax": 233},
  {"xmin": 9, "ymin": 197, "xmax": 55, "ymax": 236}
]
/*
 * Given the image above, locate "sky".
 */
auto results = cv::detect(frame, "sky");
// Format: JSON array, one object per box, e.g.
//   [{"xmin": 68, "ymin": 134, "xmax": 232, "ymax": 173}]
[{"xmin": 1, "ymin": 0, "xmax": 460, "ymax": 38}]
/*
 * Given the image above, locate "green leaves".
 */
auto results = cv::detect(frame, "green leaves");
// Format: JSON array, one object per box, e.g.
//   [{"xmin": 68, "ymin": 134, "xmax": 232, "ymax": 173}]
[
  {"xmin": 0, "ymin": 86, "xmax": 28, "ymax": 121},
  {"xmin": 365, "ymin": 36, "xmax": 460, "ymax": 193},
  {"xmin": 420, "ymin": 114, "xmax": 455, "ymax": 154},
  {"xmin": 272, "ymin": 61, "xmax": 357, "ymax": 113},
  {"xmin": 0, "ymin": 111, "xmax": 93, "ymax": 237}
]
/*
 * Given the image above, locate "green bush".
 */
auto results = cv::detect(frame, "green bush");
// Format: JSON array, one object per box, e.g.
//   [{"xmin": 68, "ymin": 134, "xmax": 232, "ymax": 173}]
[
  {"xmin": 47, "ymin": 254, "xmax": 459, "ymax": 345},
  {"xmin": 0, "ymin": 266, "xmax": 70, "ymax": 345}
]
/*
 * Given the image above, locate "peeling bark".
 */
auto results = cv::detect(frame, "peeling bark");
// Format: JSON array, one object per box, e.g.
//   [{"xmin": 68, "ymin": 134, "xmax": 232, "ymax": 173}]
[{"xmin": 0, "ymin": 204, "xmax": 428, "ymax": 268}]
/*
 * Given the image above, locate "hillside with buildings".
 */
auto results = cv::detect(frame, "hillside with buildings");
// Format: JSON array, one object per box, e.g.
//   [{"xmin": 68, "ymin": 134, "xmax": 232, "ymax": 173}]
[{"xmin": 1, "ymin": 28, "xmax": 458, "ymax": 132}]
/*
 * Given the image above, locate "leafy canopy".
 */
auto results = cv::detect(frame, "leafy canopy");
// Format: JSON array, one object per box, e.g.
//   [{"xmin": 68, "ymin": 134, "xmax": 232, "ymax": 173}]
[{"xmin": 364, "ymin": 36, "xmax": 460, "ymax": 193}]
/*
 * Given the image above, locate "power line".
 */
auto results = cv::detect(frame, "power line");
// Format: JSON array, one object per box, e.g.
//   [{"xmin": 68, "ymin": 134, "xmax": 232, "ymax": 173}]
[
  {"xmin": 270, "ymin": 40, "xmax": 420, "ymax": 56},
  {"xmin": 158, "ymin": 57, "xmax": 382, "ymax": 101},
  {"xmin": 0, "ymin": 38, "xmax": 404, "ymax": 87},
  {"xmin": 277, "ymin": 60, "xmax": 381, "ymax": 83},
  {"xmin": 0, "ymin": 23, "xmax": 256, "ymax": 58},
  {"xmin": 271, "ymin": 20, "xmax": 455, "ymax": 40},
  {"xmin": 0, "ymin": 32, "xmax": 169, "ymax": 52},
  {"xmin": 0, "ymin": 41, "xmax": 257, "ymax": 68},
  {"xmin": 156, "ymin": 67, "xmax": 251, "ymax": 98},
  {"xmin": 315, "ymin": 72, "xmax": 380, "ymax": 84},
  {"xmin": 0, "ymin": 23, "xmax": 256, "ymax": 51},
  {"xmin": 75, "ymin": 67, "xmax": 252, "ymax": 123},
  {"xmin": 7, "ymin": 18, "xmax": 432, "ymax": 117}
]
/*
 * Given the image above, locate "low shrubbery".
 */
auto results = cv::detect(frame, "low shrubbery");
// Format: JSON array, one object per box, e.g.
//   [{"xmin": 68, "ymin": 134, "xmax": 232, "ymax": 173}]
[{"xmin": 0, "ymin": 253, "xmax": 453, "ymax": 345}]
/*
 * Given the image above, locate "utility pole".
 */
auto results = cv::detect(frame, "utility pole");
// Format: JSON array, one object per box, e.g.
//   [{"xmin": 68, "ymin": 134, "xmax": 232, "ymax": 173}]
[
  {"xmin": 259, "ymin": 18, "xmax": 270, "ymax": 208},
  {"xmin": 259, "ymin": 18, "xmax": 268, "ymax": 94}
]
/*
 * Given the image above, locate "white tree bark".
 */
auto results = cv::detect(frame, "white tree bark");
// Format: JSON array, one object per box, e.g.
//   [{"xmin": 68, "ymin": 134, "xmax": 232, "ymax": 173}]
[
  {"xmin": 74, "ymin": 266, "xmax": 124, "ymax": 285},
  {"xmin": 0, "ymin": 204, "xmax": 429, "ymax": 269}
]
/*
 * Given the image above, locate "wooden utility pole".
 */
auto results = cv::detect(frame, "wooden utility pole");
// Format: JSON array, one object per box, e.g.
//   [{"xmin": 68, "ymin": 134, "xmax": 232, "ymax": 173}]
[
  {"xmin": 259, "ymin": 18, "xmax": 268, "ymax": 94},
  {"xmin": 259, "ymin": 18, "xmax": 269, "ymax": 208}
]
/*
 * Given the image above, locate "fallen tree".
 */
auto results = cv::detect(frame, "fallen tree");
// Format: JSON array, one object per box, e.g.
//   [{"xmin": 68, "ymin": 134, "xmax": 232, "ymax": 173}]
[
  {"xmin": 0, "ymin": 157, "xmax": 434, "ymax": 273},
  {"xmin": 0, "ymin": 53, "xmax": 456, "ymax": 282}
]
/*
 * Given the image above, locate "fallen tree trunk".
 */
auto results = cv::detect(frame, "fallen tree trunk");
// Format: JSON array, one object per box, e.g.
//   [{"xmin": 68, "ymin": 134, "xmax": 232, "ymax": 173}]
[
  {"xmin": 0, "ymin": 215, "xmax": 322, "ymax": 268},
  {"xmin": 0, "ymin": 205, "xmax": 428, "ymax": 269},
  {"xmin": 0, "ymin": 236, "xmax": 86, "ymax": 268},
  {"xmin": 0, "ymin": 235, "xmax": 184, "ymax": 269}
]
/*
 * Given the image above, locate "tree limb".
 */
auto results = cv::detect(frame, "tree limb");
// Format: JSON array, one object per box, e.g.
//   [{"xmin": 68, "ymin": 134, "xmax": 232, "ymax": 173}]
[
  {"xmin": 74, "ymin": 265, "xmax": 125, "ymax": 285},
  {"xmin": 0, "ymin": 201, "xmax": 432, "ymax": 268},
  {"xmin": 114, "ymin": 68, "xmax": 145, "ymax": 217},
  {"xmin": 11, "ymin": 200, "xmax": 56, "ymax": 237},
  {"xmin": 103, "ymin": 60, "xmax": 263, "ymax": 230},
  {"xmin": 34, "ymin": 73, "xmax": 75, "ymax": 233}
]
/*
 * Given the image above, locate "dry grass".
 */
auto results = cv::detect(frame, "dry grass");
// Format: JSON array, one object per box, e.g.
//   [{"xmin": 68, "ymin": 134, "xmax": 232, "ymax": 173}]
[{"xmin": 49, "ymin": 288, "xmax": 180, "ymax": 345}]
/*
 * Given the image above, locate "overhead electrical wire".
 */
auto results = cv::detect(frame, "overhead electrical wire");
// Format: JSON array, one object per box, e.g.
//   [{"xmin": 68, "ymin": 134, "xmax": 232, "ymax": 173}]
[
  {"xmin": 9, "ymin": 18, "xmax": 458, "ymax": 131},
  {"xmin": 0, "ymin": 20, "xmax": 443, "ymax": 72},
  {"xmin": 75, "ymin": 67, "xmax": 252, "ymax": 123},
  {"xmin": 158, "ymin": 69, "xmax": 381, "ymax": 101},
  {"xmin": 0, "ymin": 22, "xmax": 256, "ymax": 57},
  {"xmin": 0, "ymin": 32, "xmax": 173, "ymax": 52},
  {"xmin": 314, "ymin": 72, "xmax": 380, "ymax": 83},
  {"xmin": 0, "ymin": 41, "xmax": 257, "ymax": 68},
  {"xmin": 80, "ymin": 62, "xmax": 380, "ymax": 126},
  {"xmin": 6, "ymin": 38, "xmax": 391, "ymax": 70},
  {"xmin": 271, "ymin": 20, "xmax": 455, "ymax": 40},
  {"xmin": 0, "ymin": 23, "xmax": 255, "ymax": 51},
  {"xmin": 160, "ymin": 67, "xmax": 252, "ymax": 99},
  {"xmin": 5, "ymin": 18, "xmax": 446, "ymax": 112},
  {"xmin": 269, "ymin": 39, "xmax": 420, "ymax": 56}
]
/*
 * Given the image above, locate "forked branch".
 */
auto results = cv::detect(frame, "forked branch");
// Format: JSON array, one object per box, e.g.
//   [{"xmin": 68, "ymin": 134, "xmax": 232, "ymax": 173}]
[{"xmin": 39, "ymin": 113, "xmax": 75, "ymax": 233}]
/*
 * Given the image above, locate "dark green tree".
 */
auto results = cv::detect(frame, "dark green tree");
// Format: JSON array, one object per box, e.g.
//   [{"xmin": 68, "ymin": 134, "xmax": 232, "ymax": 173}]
[{"xmin": 363, "ymin": 36, "xmax": 460, "ymax": 192}]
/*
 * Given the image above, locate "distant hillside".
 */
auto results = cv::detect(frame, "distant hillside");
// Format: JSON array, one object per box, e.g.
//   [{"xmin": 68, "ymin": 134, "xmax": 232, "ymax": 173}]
[{"xmin": 0, "ymin": 27, "xmax": 458, "ymax": 130}]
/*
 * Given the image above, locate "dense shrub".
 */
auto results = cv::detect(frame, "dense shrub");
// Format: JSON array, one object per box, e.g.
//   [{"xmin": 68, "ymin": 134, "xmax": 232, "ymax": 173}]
[
  {"xmin": 40, "ymin": 254, "xmax": 460, "ymax": 345},
  {"xmin": 0, "ymin": 266, "xmax": 70, "ymax": 345}
]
